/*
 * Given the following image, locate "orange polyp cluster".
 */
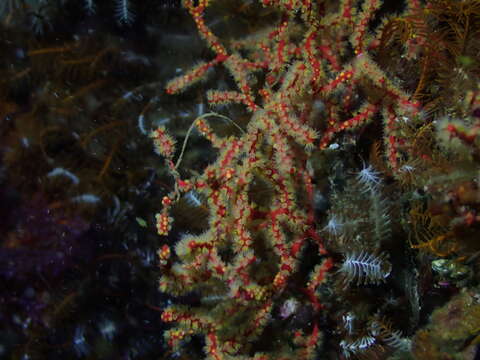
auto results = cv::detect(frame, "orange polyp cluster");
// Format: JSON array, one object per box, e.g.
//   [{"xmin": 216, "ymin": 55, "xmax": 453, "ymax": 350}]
[{"xmin": 155, "ymin": 213, "xmax": 172, "ymax": 236}]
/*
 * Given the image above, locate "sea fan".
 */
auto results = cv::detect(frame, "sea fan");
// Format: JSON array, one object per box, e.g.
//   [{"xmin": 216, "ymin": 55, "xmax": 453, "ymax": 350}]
[{"xmin": 339, "ymin": 251, "xmax": 392, "ymax": 286}]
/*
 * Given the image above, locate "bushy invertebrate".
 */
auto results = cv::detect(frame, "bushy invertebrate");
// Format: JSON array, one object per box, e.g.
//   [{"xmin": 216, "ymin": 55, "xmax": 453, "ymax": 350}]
[
  {"xmin": 323, "ymin": 215, "xmax": 344, "ymax": 237},
  {"xmin": 84, "ymin": 0, "xmax": 96, "ymax": 14},
  {"xmin": 370, "ymin": 319, "xmax": 412, "ymax": 353},
  {"xmin": 342, "ymin": 312, "xmax": 356, "ymax": 335},
  {"xmin": 356, "ymin": 163, "xmax": 382, "ymax": 193},
  {"xmin": 115, "ymin": 0, "xmax": 135, "ymax": 25},
  {"xmin": 340, "ymin": 251, "xmax": 392, "ymax": 286},
  {"xmin": 73, "ymin": 325, "xmax": 90, "ymax": 357},
  {"xmin": 340, "ymin": 335, "xmax": 376, "ymax": 358}
]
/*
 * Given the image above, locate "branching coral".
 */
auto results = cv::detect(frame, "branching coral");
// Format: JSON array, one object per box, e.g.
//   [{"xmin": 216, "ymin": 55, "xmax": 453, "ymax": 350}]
[{"xmin": 153, "ymin": 0, "xmax": 480, "ymax": 358}]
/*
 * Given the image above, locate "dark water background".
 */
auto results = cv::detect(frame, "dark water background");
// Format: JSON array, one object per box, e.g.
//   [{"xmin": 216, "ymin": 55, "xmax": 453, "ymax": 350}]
[{"xmin": 0, "ymin": 1, "xmax": 196, "ymax": 358}]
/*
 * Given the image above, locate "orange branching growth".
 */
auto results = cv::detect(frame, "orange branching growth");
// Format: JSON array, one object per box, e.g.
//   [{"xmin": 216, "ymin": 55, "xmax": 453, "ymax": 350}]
[{"xmin": 156, "ymin": 1, "xmax": 344, "ymax": 358}]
